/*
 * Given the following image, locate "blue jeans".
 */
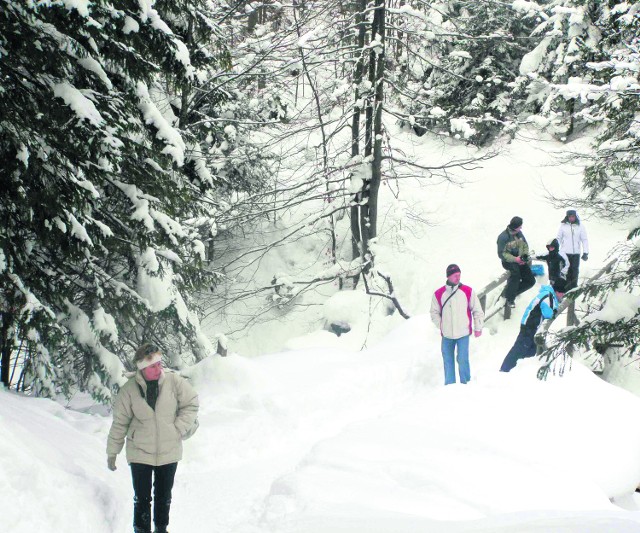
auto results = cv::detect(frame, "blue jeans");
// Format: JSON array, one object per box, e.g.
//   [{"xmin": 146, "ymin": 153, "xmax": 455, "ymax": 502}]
[{"xmin": 441, "ymin": 335, "xmax": 470, "ymax": 385}]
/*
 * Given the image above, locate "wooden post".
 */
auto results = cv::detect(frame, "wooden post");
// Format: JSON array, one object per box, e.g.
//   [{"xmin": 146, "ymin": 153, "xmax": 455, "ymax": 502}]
[
  {"xmin": 535, "ymin": 330, "xmax": 545, "ymax": 355},
  {"xmin": 504, "ymin": 302, "xmax": 511, "ymax": 320},
  {"xmin": 567, "ymin": 300, "xmax": 578, "ymax": 326},
  {"xmin": 216, "ymin": 341, "xmax": 227, "ymax": 357},
  {"xmin": 216, "ymin": 334, "xmax": 228, "ymax": 357}
]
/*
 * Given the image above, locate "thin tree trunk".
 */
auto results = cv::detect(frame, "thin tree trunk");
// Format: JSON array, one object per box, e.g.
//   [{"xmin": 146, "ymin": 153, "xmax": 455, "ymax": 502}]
[
  {"xmin": 1, "ymin": 312, "xmax": 13, "ymax": 388},
  {"xmin": 369, "ymin": 0, "xmax": 385, "ymax": 240},
  {"xmin": 350, "ymin": 0, "xmax": 368, "ymax": 275},
  {"xmin": 293, "ymin": 6, "xmax": 342, "ymax": 288},
  {"xmin": 360, "ymin": 0, "xmax": 385, "ymax": 273}
]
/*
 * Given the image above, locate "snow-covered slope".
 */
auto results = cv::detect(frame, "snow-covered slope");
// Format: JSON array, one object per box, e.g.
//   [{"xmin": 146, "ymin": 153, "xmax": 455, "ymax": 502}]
[
  {"xmin": 4, "ymin": 315, "xmax": 640, "ymax": 532},
  {"xmin": 210, "ymin": 126, "xmax": 629, "ymax": 358},
  {"xmin": 0, "ymin": 391, "xmax": 128, "ymax": 532},
  {"xmin": 5, "ymin": 132, "xmax": 640, "ymax": 532}
]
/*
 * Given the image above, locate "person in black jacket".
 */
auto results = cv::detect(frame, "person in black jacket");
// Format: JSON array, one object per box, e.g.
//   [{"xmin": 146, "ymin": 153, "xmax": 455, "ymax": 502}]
[
  {"xmin": 496, "ymin": 216, "xmax": 536, "ymax": 307},
  {"xmin": 534, "ymin": 238, "xmax": 569, "ymax": 287}
]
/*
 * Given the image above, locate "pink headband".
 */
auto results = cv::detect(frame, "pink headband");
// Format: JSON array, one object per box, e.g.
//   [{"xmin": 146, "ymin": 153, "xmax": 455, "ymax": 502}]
[{"xmin": 137, "ymin": 353, "xmax": 162, "ymax": 370}]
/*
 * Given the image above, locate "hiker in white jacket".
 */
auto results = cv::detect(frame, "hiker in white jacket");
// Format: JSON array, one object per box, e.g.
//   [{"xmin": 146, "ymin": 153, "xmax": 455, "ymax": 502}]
[
  {"xmin": 556, "ymin": 209, "xmax": 589, "ymax": 291},
  {"xmin": 430, "ymin": 264, "xmax": 484, "ymax": 385},
  {"xmin": 107, "ymin": 343, "xmax": 199, "ymax": 533}
]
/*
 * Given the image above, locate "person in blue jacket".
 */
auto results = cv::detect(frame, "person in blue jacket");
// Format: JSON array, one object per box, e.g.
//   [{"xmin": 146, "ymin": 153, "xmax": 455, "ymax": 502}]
[{"xmin": 499, "ymin": 279, "xmax": 566, "ymax": 372}]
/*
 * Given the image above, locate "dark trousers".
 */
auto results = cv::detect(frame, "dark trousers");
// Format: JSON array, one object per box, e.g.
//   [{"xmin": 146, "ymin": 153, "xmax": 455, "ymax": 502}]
[
  {"xmin": 500, "ymin": 326, "xmax": 537, "ymax": 372},
  {"xmin": 131, "ymin": 462, "xmax": 178, "ymax": 533},
  {"xmin": 566, "ymin": 253, "xmax": 580, "ymax": 291},
  {"xmin": 501, "ymin": 261, "xmax": 536, "ymax": 302}
]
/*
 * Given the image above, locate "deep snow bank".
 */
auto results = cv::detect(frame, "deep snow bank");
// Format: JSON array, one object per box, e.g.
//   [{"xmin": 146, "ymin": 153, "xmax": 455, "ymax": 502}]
[
  {"xmin": 4, "ymin": 316, "xmax": 640, "ymax": 533},
  {"xmin": 0, "ymin": 389, "xmax": 129, "ymax": 533}
]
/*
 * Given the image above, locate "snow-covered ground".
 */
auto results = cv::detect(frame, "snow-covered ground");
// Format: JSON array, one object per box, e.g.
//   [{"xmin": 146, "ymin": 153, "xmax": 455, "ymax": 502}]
[
  {"xmin": 4, "ymin": 318, "xmax": 640, "ymax": 532},
  {"xmin": 4, "ymin": 131, "xmax": 640, "ymax": 532}
]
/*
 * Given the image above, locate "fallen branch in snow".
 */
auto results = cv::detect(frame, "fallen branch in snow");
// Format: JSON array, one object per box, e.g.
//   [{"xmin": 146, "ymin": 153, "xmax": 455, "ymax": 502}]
[
  {"xmin": 200, "ymin": 260, "xmax": 363, "ymax": 319},
  {"xmin": 363, "ymin": 270, "xmax": 411, "ymax": 320}
]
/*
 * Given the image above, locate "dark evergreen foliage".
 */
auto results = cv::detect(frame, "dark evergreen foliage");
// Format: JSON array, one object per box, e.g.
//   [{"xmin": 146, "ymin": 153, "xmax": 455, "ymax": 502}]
[
  {"xmin": 537, "ymin": 2, "xmax": 640, "ymax": 374},
  {"xmin": 0, "ymin": 0, "xmax": 221, "ymax": 399},
  {"xmin": 394, "ymin": 0, "xmax": 544, "ymax": 145}
]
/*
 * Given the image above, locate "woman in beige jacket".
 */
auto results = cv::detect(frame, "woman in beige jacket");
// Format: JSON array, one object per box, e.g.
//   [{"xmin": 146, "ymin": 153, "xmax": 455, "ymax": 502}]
[{"xmin": 107, "ymin": 344, "xmax": 199, "ymax": 533}]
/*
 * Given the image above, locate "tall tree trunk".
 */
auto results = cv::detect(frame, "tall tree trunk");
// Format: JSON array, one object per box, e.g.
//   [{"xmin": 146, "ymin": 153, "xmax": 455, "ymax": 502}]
[
  {"xmin": 350, "ymin": 0, "xmax": 368, "ymax": 271},
  {"xmin": 359, "ymin": 0, "xmax": 385, "ymax": 273},
  {"xmin": 369, "ymin": 0, "xmax": 385, "ymax": 240},
  {"xmin": 247, "ymin": 3, "xmax": 258, "ymax": 32},
  {"xmin": 1, "ymin": 312, "xmax": 13, "ymax": 388}
]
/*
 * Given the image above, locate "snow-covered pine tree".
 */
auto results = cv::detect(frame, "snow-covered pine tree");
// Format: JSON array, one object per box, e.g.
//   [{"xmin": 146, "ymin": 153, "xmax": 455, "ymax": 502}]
[
  {"xmin": 0, "ymin": 0, "xmax": 222, "ymax": 400},
  {"xmin": 393, "ymin": 0, "xmax": 543, "ymax": 145},
  {"xmin": 153, "ymin": 0, "xmax": 275, "ymax": 197},
  {"xmin": 516, "ymin": 0, "xmax": 605, "ymax": 140},
  {"xmin": 538, "ymin": 2, "xmax": 640, "ymax": 376}
]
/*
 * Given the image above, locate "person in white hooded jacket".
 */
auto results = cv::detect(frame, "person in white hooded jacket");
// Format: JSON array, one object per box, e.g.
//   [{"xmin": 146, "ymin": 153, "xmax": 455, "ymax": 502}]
[
  {"xmin": 556, "ymin": 209, "xmax": 589, "ymax": 291},
  {"xmin": 430, "ymin": 264, "xmax": 484, "ymax": 385},
  {"xmin": 107, "ymin": 343, "xmax": 199, "ymax": 533}
]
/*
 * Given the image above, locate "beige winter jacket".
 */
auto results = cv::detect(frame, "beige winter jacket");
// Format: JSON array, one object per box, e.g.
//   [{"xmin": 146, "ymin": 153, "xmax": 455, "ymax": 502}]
[
  {"xmin": 430, "ymin": 284, "xmax": 484, "ymax": 340},
  {"xmin": 107, "ymin": 370, "xmax": 199, "ymax": 466}
]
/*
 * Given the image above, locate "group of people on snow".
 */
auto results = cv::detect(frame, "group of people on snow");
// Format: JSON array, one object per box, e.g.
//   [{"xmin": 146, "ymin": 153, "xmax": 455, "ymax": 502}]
[
  {"xmin": 106, "ymin": 210, "xmax": 590, "ymax": 533},
  {"xmin": 496, "ymin": 210, "xmax": 588, "ymax": 307},
  {"xmin": 430, "ymin": 209, "xmax": 589, "ymax": 385}
]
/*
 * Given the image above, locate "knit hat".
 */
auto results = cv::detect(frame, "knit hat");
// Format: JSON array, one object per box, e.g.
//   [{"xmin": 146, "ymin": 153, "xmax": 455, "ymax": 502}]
[
  {"xmin": 446, "ymin": 264, "xmax": 461, "ymax": 277},
  {"xmin": 508, "ymin": 216, "xmax": 523, "ymax": 230},
  {"xmin": 566, "ymin": 209, "xmax": 577, "ymax": 217},
  {"xmin": 553, "ymin": 277, "xmax": 567, "ymax": 293}
]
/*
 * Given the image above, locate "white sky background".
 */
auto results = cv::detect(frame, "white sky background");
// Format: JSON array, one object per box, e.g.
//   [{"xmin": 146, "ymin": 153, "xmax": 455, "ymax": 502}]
[{"xmin": 4, "ymin": 127, "xmax": 640, "ymax": 532}]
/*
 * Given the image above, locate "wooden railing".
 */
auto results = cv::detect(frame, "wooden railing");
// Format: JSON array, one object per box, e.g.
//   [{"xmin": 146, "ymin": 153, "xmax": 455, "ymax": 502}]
[{"xmin": 477, "ymin": 271, "xmax": 511, "ymax": 320}]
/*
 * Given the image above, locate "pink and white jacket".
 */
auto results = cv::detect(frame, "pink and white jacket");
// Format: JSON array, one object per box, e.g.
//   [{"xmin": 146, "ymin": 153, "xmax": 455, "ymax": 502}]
[{"xmin": 430, "ymin": 283, "xmax": 484, "ymax": 340}]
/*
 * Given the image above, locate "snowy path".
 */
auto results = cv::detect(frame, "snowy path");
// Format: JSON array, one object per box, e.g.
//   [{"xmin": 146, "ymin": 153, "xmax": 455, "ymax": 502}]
[
  {"xmin": 168, "ymin": 318, "xmax": 640, "ymax": 533},
  {"xmin": 4, "ymin": 132, "xmax": 640, "ymax": 532}
]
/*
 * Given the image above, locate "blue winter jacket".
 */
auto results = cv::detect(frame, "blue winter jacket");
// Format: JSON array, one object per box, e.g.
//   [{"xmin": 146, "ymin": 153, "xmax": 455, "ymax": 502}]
[{"xmin": 520, "ymin": 285, "xmax": 559, "ymax": 332}]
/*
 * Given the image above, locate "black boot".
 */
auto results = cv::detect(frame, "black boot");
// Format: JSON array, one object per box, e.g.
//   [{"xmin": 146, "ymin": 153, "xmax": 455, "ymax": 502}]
[
  {"xmin": 133, "ymin": 495, "xmax": 152, "ymax": 533},
  {"xmin": 154, "ymin": 528, "xmax": 168, "ymax": 533}
]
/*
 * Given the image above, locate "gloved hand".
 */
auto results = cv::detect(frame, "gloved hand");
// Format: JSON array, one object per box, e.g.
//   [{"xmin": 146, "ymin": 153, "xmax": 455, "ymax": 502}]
[
  {"xmin": 107, "ymin": 455, "xmax": 117, "ymax": 471},
  {"xmin": 581, "ymin": 253, "xmax": 589, "ymax": 261}
]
